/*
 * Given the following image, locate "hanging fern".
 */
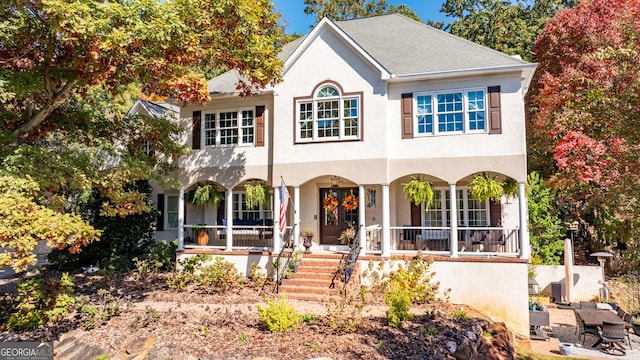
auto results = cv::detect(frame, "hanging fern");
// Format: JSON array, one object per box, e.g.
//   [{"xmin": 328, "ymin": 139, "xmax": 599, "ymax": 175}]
[
  {"xmin": 402, "ymin": 177, "xmax": 434, "ymax": 209},
  {"xmin": 245, "ymin": 182, "xmax": 269, "ymax": 209},
  {"xmin": 469, "ymin": 173, "xmax": 503, "ymax": 202},
  {"xmin": 501, "ymin": 177, "xmax": 519, "ymax": 200},
  {"xmin": 186, "ymin": 183, "xmax": 223, "ymax": 208}
]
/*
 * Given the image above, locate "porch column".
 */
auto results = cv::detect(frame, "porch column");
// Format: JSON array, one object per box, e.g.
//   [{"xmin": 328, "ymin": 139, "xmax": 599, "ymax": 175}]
[
  {"xmin": 294, "ymin": 185, "xmax": 300, "ymax": 247},
  {"xmin": 518, "ymin": 181, "xmax": 531, "ymax": 259},
  {"xmin": 273, "ymin": 185, "xmax": 281, "ymax": 252},
  {"xmin": 358, "ymin": 184, "xmax": 366, "ymax": 255},
  {"xmin": 381, "ymin": 184, "xmax": 390, "ymax": 257},
  {"xmin": 177, "ymin": 187, "xmax": 185, "ymax": 251},
  {"xmin": 449, "ymin": 184, "xmax": 458, "ymax": 258},
  {"xmin": 225, "ymin": 187, "xmax": 233, "ymax": 251}
]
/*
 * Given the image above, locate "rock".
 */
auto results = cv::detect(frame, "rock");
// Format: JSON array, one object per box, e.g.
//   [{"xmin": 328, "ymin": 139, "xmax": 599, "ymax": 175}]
[
  {"xmin": 125, "ymin": 337, "xmax": 154, "ymax": 359},
  {"xmin": 446, "ymin": 341, "xmax": 457, "ymax": 354},
  {"xmin": 464, "ymin": 330, "xmax": 477, "ymax": 342},
  {"xmin": 454, "ymin": 338, "xmax": 477, "ymax": 360}
]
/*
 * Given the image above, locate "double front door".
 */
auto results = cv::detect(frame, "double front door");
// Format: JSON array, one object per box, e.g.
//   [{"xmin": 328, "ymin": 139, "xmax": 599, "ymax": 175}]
[{"xmin": 319, "ymin": 187, "xmax": 358, "ymax": 245}]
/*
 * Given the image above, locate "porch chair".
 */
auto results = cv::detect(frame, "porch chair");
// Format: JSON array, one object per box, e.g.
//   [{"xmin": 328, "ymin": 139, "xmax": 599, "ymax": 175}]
[
  {"xmin": 580, "ymin": 301, "xmax": 598, "ymax": 310},
  {"xmin": 598, "ymin": 321, "xmax": 628, "ymax": 356},
  {"xmin": 574, "ymin": 309, "xmax": 599, "ymax": 345}
]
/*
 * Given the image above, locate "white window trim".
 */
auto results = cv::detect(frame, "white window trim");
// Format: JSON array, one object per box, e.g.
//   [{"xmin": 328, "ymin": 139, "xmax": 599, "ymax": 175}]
[
  {"xmin": 423, "ymin": 188, "xmax": 489, "ymax": 227},
  {"xmin": 232, "ymin": 192, "xmax": 273, "ymax": 220},
  {"xmin": 413, "ymin": 88, "xmax": 487, "ymax": 136},
  {"xmin": 296, "ymin": 86, "xmax": 361, "ymax": 143},
  {"xmin": 165, "ymin": 194, "xmax": 179, "ymax": 230},
  {"xmin": 202, "ymin": 107, "xmax": 255, "ymax": 147}
]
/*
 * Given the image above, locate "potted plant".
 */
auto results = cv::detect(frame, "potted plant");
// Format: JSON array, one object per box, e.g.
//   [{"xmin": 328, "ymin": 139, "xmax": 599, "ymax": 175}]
[
  {"xmin": 469, "ymin": 173, "xmax": 503, "ymax": 202},
  {"xmin": 186, "ymin": 182, "xmax": 223, "ymax": 208},
  {"xmin": 291, "ymin": 249, "xmax": 303, "ymax": 272},
  {"xmin": 244, "ymin": 182, "xmax": 269, "ymax": 209},
  {"xmin": 402, "ymin": 177, "xmax": 434, "ymax": 209},
  {"xmin": 501, "ymin": 177, "xmax": 519, "ymax": 200},
  {"xmin": 300, "ymin": 228, "xmax": 314, "ymax": 254},
  {"xmin": 193, "ymin": 224, "xmax": 209, "ymax": 246}
]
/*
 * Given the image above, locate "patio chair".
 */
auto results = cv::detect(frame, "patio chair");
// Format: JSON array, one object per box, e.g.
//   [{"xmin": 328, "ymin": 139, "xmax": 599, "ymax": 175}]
[
  {"xmin": 598, "ymin": 321, "xmax": 627, "ymax": 356},
  {"xmin": 574, "ymin": 309, "xmax": 599, "ymax": 345},
  {"xmin": 580, "ymin": 301, "xmax": 598, "ymax": 310}
]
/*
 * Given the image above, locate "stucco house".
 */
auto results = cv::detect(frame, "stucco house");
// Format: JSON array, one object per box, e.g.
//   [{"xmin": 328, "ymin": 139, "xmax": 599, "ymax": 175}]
[{"xmin": 148, "ymin": 14, "xmax": 537, "ymax": 334}]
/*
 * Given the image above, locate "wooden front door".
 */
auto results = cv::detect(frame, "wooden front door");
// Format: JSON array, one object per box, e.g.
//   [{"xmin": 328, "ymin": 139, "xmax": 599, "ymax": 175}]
[{"xmin": 319, "ymin": 188, "xmax": 359, "ymax": 245}]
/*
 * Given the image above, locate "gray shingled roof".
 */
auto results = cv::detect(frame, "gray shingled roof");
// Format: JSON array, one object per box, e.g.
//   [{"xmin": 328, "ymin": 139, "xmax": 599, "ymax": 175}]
[
  {"xmin": 207, "ymin": 14, "xmax": 532, "ymax": 93},
  {"xmin": 138, "ymin": 99, "xmax": 175, "ymax": 118},
  {"xmin": 334, "ymin": 14, "xmax": 530, "ymax": 75}
]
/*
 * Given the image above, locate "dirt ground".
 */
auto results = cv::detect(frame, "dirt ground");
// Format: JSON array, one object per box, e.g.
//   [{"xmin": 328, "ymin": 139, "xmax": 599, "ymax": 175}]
[{"xmin": 0, "ymin": 269, "xmax": 525, "ymax": 359}]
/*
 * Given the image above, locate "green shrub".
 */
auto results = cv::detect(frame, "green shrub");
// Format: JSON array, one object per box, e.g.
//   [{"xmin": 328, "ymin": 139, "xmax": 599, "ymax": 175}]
[
  {"xmin": 48, "ymin": 181, "xmax": 157, "ymax": 273},
  {"xmin": 76, "ymin": 289, "xmax": 122, "ymax": 330},
  {"xmin": 7, "ymin": 273, "xmax": 75, "ymax": 330},
  {"xmin": 257, "ymin": 298, "xmax": 300, "ymax": 333},
  {"xmin": 198, "ymin": 257, "xmax": 243, "ymax": 293},
  {"xmin": 325, "ymin": 288, "xmax": 367, "ymax": 333},
  {"xmin": 383, "ymin": 256, "xmax": 439, "ymax": 304},
  {"xmin": 248, "ymin": 262, "xmax": 268, "ymax": 288},
  {"xmin": 385, "ymin": 288, "xmax": 412, "ymax": 327}
]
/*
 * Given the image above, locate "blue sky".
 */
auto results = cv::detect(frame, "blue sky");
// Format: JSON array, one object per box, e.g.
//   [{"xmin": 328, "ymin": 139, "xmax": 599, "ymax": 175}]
[{"xmin": 272, "ymin": 1, "xmax": 451, "ymax": 34}]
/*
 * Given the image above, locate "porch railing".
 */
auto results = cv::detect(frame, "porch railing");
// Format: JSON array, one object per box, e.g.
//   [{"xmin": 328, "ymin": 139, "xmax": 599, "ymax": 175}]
[
  {"xmin": 365, "ymin": 226, "xmax": 520, "ymax": 256},
  {"xmin": 184, "ymin": 224, "xmax": 274, "ymax": 249}
]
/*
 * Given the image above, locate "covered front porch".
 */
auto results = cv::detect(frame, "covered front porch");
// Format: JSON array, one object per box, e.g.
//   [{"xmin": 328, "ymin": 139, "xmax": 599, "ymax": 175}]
[{"xmin": 175, "ymin": 173, "xmax": 530, "ymax": 259}]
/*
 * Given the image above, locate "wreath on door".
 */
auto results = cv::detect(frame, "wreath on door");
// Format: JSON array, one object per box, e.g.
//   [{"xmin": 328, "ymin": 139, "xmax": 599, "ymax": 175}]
[
  {"xmin": 323, "ymin": 194, "xmax": 339, "ymax": 211},
  {"xmin": 342, "ymin": 190, "xmax": 359, "ymax": 211}
]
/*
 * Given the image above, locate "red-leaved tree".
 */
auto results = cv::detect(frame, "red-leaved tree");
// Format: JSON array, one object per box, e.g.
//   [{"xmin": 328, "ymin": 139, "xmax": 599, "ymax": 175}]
[{"xmin": 529, "ymin": 0, "xmax": 640, "ymax": 264}]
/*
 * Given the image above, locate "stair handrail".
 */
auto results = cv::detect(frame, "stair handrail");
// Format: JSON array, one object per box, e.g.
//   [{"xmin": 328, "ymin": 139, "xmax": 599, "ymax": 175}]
[
  {"xmin": 271, "ymin": 224, "xmax": 297, "ymax": 293},
  {"xmin": 329, "ymin": 224, "xmax": 361, "ymax": 290}
]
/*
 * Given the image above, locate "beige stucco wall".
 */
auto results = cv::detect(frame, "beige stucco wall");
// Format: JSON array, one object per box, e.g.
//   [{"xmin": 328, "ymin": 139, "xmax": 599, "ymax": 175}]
[{"xmin": 533, "ymin": 264, "xmax": 603, "ymax": 302}]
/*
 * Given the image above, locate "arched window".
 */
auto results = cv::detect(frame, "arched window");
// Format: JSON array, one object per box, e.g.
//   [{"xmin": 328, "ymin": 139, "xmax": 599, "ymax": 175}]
[{"xmin": 296, "ymin": 83, "xmax": 361, "ymax": 142}]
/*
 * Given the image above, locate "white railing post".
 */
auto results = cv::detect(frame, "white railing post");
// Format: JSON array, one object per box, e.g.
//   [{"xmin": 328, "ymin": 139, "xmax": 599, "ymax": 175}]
[
  {"xmin": 519, "ymin": 181, "xmax": 530, "ymax": 259},
  {"xmin": 225, "ymin": 187, "xmax": 233, "ymax": 251},
  {"xmin": 381, "ymin": 184, "xmax": 390, "ymax": 257},
  {"xmin": 177, "ymin": 187, "xmax": 184, "ymax": 251},
  {"xmin": 273, "ymin": 185, "xmax": 281, "ymax": 252},
  {"xmin": 449, "ymin": 184, "xmax": 458, "ymax": 258},
  {"xmin": 294, "ymin": 185, "xmax": 300, "ymax": 248},
  {"xmin": 358, "ymin": 184, "xmax": 366, "ymax": 255}
]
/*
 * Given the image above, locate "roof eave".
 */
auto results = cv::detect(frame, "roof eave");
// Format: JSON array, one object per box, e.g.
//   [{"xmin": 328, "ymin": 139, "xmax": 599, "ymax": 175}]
[{"xmin": 388, "ymin": 63, "xmax": 538, "ymax": 96}]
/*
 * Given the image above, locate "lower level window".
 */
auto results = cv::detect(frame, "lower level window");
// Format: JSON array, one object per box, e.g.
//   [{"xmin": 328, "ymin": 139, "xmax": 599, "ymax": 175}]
[
  {"xmin": 166, "ymin": 195, "xmax": 179, "ymax": 230},
  {"xmin": 426, "ymin": 188, "xmax": 488, "ymax": 227},
  {"xmin": 232, "ymin": 193, "xmax": 272, "ymax": 221}
]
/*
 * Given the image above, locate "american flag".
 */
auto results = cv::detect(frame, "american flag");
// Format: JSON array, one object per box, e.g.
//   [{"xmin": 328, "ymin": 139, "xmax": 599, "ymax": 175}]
[{"xmin": 279, "ymin": 178, "xmax": 290, "ymax": 235}]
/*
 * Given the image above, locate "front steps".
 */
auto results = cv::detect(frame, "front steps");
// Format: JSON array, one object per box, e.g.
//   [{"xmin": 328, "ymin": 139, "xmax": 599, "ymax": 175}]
[{"xmin": 276, "ymin": 254, "xmax": 359, "ymax": 301}]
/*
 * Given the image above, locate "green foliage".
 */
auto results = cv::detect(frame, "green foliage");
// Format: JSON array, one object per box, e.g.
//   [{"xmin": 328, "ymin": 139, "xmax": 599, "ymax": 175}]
[
  {"xmin": 469, "ymin": 173, "xmax": 503, "ymax": 202},
  {"xmin": 7, "ymin": 273, "xmax": 75, "ymax": 330},
  {"xmin": 244, "ymin": 182, "xmax": 270, "ymax": 209},
  {"xmin": 0, "ymin": 174, "xmax": 101, "ymax": 272},
  {"xmin": 427, "ymin": 326, "xmax": 438, "ymax": 335},
  {"xmin": 166, "ymin": 255, "xmax": 243, "ymax": 293},
  {"xmin": 248, "ymin": 262, "xmax": 268, "ymax": 289},
  {"xmin": 325, "ymin": 288, "xmax": 368, "ymax": 333},
  {"xmin": 186, "ymin": 183, "xmax": 223, "ymax": 208},
  {"xmin": 198, "ymin": 257, "xmax": 244, "ymax": 293},
  {"xmin": 441, "ymin": 0, "xmax": 574, "ymax": 61},
  {"xmin": 257, "ymin": 298, "xmax": 300, "ymax": 333},
  {"xmin": 402, "ymin": 177, "xmax": 434, "ymax": 209},
  {"xmin": 527, "ymin": 172, "xmax": 565, "ymax": 265},
  {"xmin": 381, "ymin": 257, "xmax": 439, "ymax": 304},
  {"xmin": 75, "ymin": 289, "xmax": 122, "ymax": 330},
  {"xmin": 452, "ymin": 309, "xmax": 468, "ymax": 319},
  {"xmin": 502, "ymin": 177, "xmax": 519, "ymax": 199},
  {"xmin": 300, "ymin": 312, "xmax": 318, "ymax": 323},
  {"xmin": 47, "ymin": 181, "xmax": 157, "ymax": 273},
  {"xmin": 385, "ymin": 288, "xmax": 412, "ymax": 327}
]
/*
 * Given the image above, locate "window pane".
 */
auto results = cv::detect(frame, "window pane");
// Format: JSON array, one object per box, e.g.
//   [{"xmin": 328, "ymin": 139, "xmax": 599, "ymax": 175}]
[
  {"xmin": 417, "ymin": 95, "xmax": 433, "ymax": 134},
  {"xmin": 204, "ymin": 113, "xmax": 216, "ymax": 146},
  {"xmin": 219, "ymin": 111, "xmax": 238, "ymax": 145},
  {"xmin": 299, "ymin": 102, "xmax": 314, "ymax": 139},
  {"xmin": 468, "ymin": 196, "xmax": 487, "ymax": 227},
  {"xmin": 241, "ymin": 110, "xmax": 254, "ymax": 144},
  {"xmin": 425, "ymin": 190, "xmax": 442, "ymax": 227},
  {"xmin": 468, "ymin": 90, "xmax": 486, "ymax": 131},
  {"xmin": 343, "ymin": 98, "xmax": 358, "ymax": 137},
  {"xmin": 436, "ymin": 92, "xmax": 463, "ymax": 132},
  {"xmin": 317, "ymin": 86, "xmax": 339, "ymax": 97},
  {"xmin": 167, "ymin": 195, "xmax": 178, "ymax": 229}
]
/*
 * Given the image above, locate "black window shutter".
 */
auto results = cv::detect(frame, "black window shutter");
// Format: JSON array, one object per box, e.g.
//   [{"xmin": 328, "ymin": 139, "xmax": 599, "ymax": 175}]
[
  {"xmin": 156, "ymin": 194, "xmax": 165, "ymax": 231},
  {"xmin": 401, "ymin": 93, "xmax": 413, "ymax": 139},
  {"xmin": 488, "ymin": 86, "xmax": 502, "ymax": 134},
  {"xmin": 192, "ymin": 111, "xmax": 202, "ymax": 149}
]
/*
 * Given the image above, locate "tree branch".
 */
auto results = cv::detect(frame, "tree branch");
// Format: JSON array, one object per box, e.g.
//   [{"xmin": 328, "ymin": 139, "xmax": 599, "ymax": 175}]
[{"xmin": 13, "ymin": 78, "xmax": 80, "ymax": 139}]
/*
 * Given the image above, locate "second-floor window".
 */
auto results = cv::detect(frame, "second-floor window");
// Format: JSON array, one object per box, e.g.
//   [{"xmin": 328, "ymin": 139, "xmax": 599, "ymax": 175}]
[
  {"xmin": 415, "ymin": 89, "xmax": 486, "ymax": 135},
  {"xmin": 204, "ymin": 109, "xmax": 254, "ymax": 146},
  {"xmin": 296, "ymin": 84, "xmax": 361, "ymax": 142}
]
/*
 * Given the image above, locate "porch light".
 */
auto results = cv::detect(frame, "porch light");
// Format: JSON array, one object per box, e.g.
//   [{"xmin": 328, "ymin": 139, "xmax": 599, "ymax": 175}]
[{"xmin": 331, "ymin": 176, "xmax": 340, "ymax": 188}]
